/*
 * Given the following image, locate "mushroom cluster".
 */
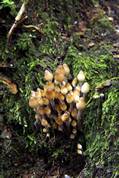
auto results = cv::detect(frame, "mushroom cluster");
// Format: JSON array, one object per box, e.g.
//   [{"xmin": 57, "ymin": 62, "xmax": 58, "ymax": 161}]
[{"xmin": 29, "ymin": 64, "xmax": 90, "ymax": 140}]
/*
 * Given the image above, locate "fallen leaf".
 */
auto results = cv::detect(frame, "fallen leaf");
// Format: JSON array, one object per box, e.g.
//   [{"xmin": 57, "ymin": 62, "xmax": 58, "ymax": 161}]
[{"xmin": 0, "ymin": 75, "xmax": 18, "ymax": 94}]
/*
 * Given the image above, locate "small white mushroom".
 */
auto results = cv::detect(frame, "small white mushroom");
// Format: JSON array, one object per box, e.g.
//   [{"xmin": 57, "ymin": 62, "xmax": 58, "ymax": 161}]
[
  {"xmin": 77, "ymin": 143, "xmax": 82, "ymax": 150},
  {"xmin": 64, "ymin": 175, "xmax": 71, "ymax": 178},
  {"xmin": 46, "ymin": 133, "xmax": 50, "ymax": 137},
  {"xmin": 77, "ymin": 149, "xmax": 83, "ymax": 155},
  {"xmin": 72, "ymin": 129, "xmax": 77, "ymax": 134},
  {"xmin": 77, "ymin": 70, "xmax": 85, "ymax": 82},
  {"xmin": 43, "ymin": 128, "xmax": 48, "ymax": 133},
  {"xmin": 70, "ymin": 133, "xmax": 75, "ymax": 139},
  {"xmin": 81, "ymin": 82, "xmax": 90, "ymax": 94}
]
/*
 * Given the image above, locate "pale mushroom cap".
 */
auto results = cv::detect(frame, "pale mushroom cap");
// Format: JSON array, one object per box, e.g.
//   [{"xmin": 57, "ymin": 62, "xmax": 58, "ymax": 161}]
[
  {"xmin": 64, "ymin": 174, "xmax": 71, "ymax": 178},
  {"xmin": 76, "ymin": 97, "xmax": 86, "ymax": 110},
  {"xmin": 61, "ymin": 112, "xmax": 70, "ymax": 122},
  {"xmin": 74, "ymin": 95, "xmax": 80, "ymax": 102},
  {"xmin": 29, "ymin": 97, "xmax": 40, "ymax": 108},
  {"xmin": 77, "ymin": 143, "xmax": 82, "ymax": 149},
  {"xmin": 75, "ymin": 85, "xmax": 80, "ymax": 92},
  {"xmin": 77, "ymin": 149, "xmax": 83, "ymax": 155},
  {"xmin": 71, "ymin": 120, "xmax": 77, "ymax": 127},
  {"xmin": 43, "ymin": 128, "xmax": 48, "ymax": 133},
  {"xmin": 54, "ymin": 79, "xmax": 60, "ymax": 85},
  {"xmin": 81, "ymin": 82, "xmax": 90, "ymax": 94},
  {"xmin": 61, "ymin": 87, "xmax": 68, "ymax": 95},
  {"xmin": 66, "ymin": 83, "xmax": 72, "ymax": 91},
  {"xmin": 37, "ymin": 107, "xmax": 45, "ymax": 115},
  {"xmin": 56, "ymin": 92, "xmax": 65, "ymax": 100},
  {"xmin": 35, "ymin": 114, "xmax": 40, "ymax": 120},
  {"xmin": 55, "ymin": 117, "xmax": 63, "ymax": 125},
  {"xmin": 73, "ymin": 90, "xmax": 80, "ymax": 102},
  {"xmin": 70, "ymin": 134, "xmax": 75, "ymax": 139},
  {"xmin": 71, "ymin": 108, "xmax": 78, "ymax": 118},
  {"xmin": 35, "ymin": 90, "xmax": 42, "ymax": 98},
  {"xmin": 55, "ymin": 65, "xmax": 65, "ymax": 82},
  {"xmin": 77, "ymin": 70, "xmax": 85, "ymax": 82},
  {"xmin": 42, "ymin": 98, "xmax": 49, "ymax": 105},
  {"xmin": 55, "ymin": 86, "xmax": 61, "ymax": 92},
  {"xmin": 63, "ymin": 63, "xmax": 70, "ymax": 75},
  {"xmin": 72, "ymin": 129, "xmax": 77, "ymax": 134},
  {"xmin": 41, "ymin": 118, "xmax": 50, "ymax": 127},
  {"xmin": 44, "ymin": 107, "xmax": 51, "ymax": 115},
  {"xmin": 45, "ymin": 89, "xmax": 56, "ymax": 100},
  {"xmin": 59, "ymin": 102, "xmax": 67, "ymax": 111},
  {"xmin": 55, "ymin": 73, "xmax": 65, "ymax": 82},
  {"xmin": 44, "ymin": 82, "xmax": 54, "ymax": 90},
  {"xmin": 31, "ymin": 90, "xmax": 36, "ymax": 97},
  {"xmin": 66, "ymin": 92, "xmax": 74, "ymax": 103},
  {"xmin": 55, "ymin": 65, "xmax": 65, "ymax": 74},
  {"xmin": 44, "ymin": 70, "xmax": 53, "ymax": 81},
  {"xmin": 72, "ymin": 78, "xmax": 77, "ymax": 87},
  {"xmin": 46, "ymin": 133, "xmax": 50, "ymax": 137}
]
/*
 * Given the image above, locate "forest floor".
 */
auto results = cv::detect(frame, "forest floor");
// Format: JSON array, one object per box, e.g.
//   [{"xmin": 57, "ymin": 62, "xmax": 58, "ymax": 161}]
[{"xmin": 0, "ymin": 1, "xmax": 119, "ymax": 178}]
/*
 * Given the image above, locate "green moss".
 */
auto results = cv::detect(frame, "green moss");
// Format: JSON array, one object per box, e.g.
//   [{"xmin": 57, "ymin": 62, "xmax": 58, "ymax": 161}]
[
  {"xmin": 0, "ymin": 0, "xmax": 16, "ymax": 16},
  {"xmin": 92, "ymin": 16, "xmax": 114, "ymax": 36},
  {"xmin": 16, "ymin": 33, "xmax": 34, "ymax": 51},
  {"xmin": 97, "ymin": 16, "xmax": 113, "ymax": 29},
  {"xmin": 83, "ymin": 88, "xmax": 119, "ymax": 177},
  {"xmin": 64, "ymin": 44, "xmax": 117, "ymax": 86},
  {"xmin": 0, "ymin": 0, "xmax": 119, "ymax": 176},
  {"xmin": 64, "ymin": 41, "xmax": 119, "ymax": 177}
]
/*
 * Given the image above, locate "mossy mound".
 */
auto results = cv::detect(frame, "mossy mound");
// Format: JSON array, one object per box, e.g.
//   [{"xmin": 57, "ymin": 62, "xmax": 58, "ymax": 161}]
[{"xmin": 0, "ymin": 0, "xmax": 119, "ymax": 177}]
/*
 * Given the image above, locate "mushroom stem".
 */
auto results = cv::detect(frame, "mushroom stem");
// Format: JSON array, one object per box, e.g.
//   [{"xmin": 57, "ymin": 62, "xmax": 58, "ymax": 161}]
[
  {"xmin": 69, "ymin": 103, "xmax": 74, "ymax": 113},
  {"xmin": 77, "ymin": 110, "xmax": 81, "ymax": 128},
  {"xmin": 65, "ymin": 118, "xmax": 71, "ymax": 134},
  {"xmin": 82, "ymin": 93, "xmax": 86, "ymax": 99}
]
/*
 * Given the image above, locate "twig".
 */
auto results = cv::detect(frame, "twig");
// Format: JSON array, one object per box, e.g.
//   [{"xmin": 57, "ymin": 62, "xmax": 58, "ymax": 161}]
[
  {"xmin": 87, "ymin": 76, "xmax": 119, "ymax": 106},
  {"xmin": 23, "ymin": 24, "xmax": 43, "ymax": 35},
  {"xmin": 95, "ymin": 77, "xmax": 119, "ymax": 91},
  {"xmin": 7, "ymin": 2, "xmax": 27, "ymax": 43}
]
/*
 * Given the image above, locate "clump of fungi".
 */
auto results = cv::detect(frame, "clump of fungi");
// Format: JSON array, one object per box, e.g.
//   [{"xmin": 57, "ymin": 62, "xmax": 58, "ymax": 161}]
[{"xmin": 29, "ymin": 64, "xmax": 90, "ymax": 154}]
